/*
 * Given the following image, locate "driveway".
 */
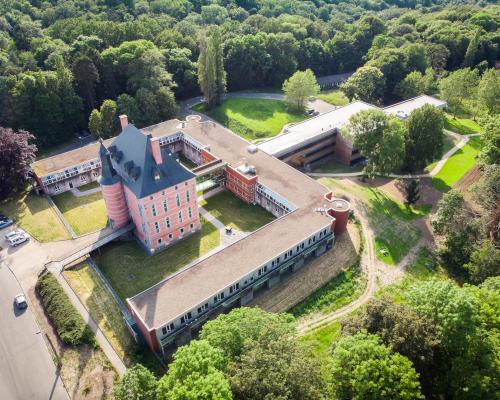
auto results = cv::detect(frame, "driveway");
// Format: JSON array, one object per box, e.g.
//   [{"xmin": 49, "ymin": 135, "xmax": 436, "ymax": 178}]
[{"xmin": 0, "ymin": 262, "xmax": 68, "ymax": 400}]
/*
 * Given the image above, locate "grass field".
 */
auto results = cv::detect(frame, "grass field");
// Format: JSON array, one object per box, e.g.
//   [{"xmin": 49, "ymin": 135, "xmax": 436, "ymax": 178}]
[
  {"xmin": 299, "ymin": 321, "xmax": 341, "ymax": 361},
  {"xmin": 431, "ymin": 137, "xmax": 482, "ymax": 191},
  {"xmin": 425, "ymin": 134, "xmax": 459, "ymax": 172},
  {"xmin": 316, "ymin": 89, "xmax": 349, "ymax": 106},
  {"xmin": 319, "ymin": 179, "xmax": 429, "ymax": 264},
  {"xmin": 52, "ymin": 191, "xmax": 108, "ymax": 236},
  {"xmin": 193, "ymin": 98, "xmax": 306, "ymax": 140},
  {"xmin": 0, "ymin": 191, "xmax": 70, "ymax": 242},
  {"xmin": 63, "ymin": 262, "xmax": 161, "ymax": 371},
  {"xmin": 97, "ymin": 217, "xmax": 220, "ymax": 300},
  {"xmin": 199, "ymin": 191, "xmax": 275, "ymax": 232},
  {"xmin": 444, "ymin": 115, "xmax": 482, "ymax": 135},
  {"xmin": 290, "ymin": 265, "xmax": 364, "ymax": 318}
]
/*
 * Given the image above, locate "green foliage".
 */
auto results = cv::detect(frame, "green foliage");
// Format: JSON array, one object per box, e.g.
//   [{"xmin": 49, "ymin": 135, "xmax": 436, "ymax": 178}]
[
  {"xmin": 36, "ymin": 272, "xmax": 95, "ymax": 346},
  {"xmin": 329, "ymin": 332, "xmax": 424, "ymax": 400},
  {"xmin": 341, "ymin": 66, "xmax": 385, "ymax": 103},
  {"xmin": 405, "ymin": 104, "xmax": 444, "ymax": 172},
  {"xmin": 346, "ymin": 109, "xmax": 406, "ymax": 177},
  {"xmin": 88, "ymin": 99, "xmax": 119, "ymax": 138},
  {"xmin": 114, "ymin": 364, "xmax": 158, "ymax": 400},
  {"xmin": 431, "ymin": 189, "xmax": 465, "ymax": 236},
  {"xmin": 465, "ymin": 239, "xmax": 500, "ymax": 284},
  {"xmin": 438, "ymin": 68, "xmax": 479, "ymax": 117},
  {"xmin": 404, "ymin": 179, "xmax": 421, "ymax": 206},
  {"xmin": 477, "ymin": 69, "xmax": 500, "ymax": 114},
  {"xmin": 198, "ymin": 27, "xmax": 226, "ymax": 109},
  {"xmin": 478, "ymin": 115, "xmax": 500, "ymax": 165},
  {"xmin": 283, "ymin": 69, "xmax": 319, "ymax": 111}
]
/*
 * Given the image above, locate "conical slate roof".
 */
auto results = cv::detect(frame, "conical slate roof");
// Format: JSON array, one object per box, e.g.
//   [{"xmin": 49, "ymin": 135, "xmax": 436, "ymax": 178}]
[{"xmin": 97, "ymin": 140, "xmax": 121, "ymax": 185}]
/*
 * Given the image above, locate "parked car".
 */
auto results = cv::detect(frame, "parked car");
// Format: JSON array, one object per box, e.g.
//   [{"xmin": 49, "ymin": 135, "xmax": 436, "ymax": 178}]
[
  {"xmin": 7, "ymin": 232, "xmax": 29, "ymax": 247},
  {"xmin": 0, "ymin": 217, "xmax": 13, "ymax": 229},
  {"xmin": 5, "ymin": 229, "xmax": 26, "ymax": 241},
  {"xmin": 14, "ymin": 294, "xmax": 28, "ymax": 309}
]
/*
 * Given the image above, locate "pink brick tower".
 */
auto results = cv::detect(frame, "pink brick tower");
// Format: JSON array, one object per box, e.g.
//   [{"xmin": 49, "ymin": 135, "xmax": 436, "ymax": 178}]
[{"xmin": 98, "ymin": 141, "xmax": 129, "ymax": 229}]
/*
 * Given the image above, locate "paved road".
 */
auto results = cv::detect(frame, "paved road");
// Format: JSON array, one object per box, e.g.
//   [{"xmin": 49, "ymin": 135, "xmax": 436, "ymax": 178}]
[{"xmin": 0, "ymin": 263, "xmax": 68, "ymax": 400}]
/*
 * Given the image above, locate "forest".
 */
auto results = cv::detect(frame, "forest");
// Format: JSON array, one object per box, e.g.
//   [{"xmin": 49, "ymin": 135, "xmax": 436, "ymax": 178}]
[{"xmin": 0, "ymin": 0, "xmax": 498, "ymax": 148}]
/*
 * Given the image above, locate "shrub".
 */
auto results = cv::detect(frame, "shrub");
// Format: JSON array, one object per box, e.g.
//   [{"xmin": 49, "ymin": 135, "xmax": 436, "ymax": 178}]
[{"xmin": 36, "ymin": 272, "xmax": 96, "ymax": 346}]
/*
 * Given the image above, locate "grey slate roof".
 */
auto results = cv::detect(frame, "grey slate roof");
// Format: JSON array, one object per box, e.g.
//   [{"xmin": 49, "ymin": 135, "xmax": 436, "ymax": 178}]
[
  {"xmin": 109, "ymin": 124, "xmax": 194, "ymax": 199},
  {"xmin": 97, "ymin": 142, "xmax": 121, "ymax": 186}
]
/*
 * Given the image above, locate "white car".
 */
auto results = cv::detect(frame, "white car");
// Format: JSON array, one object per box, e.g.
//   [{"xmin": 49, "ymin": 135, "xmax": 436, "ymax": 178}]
[
  {"xmin": 7, "ymin": 232, "xmax": 29, "ymax": 247},
  {"xmin": 5, "ymin": 229, "xmax": 26, "ymax": 241},
  {"xmin": 14, "ymin": 294, "xmax": 28, "ymax": 309}
]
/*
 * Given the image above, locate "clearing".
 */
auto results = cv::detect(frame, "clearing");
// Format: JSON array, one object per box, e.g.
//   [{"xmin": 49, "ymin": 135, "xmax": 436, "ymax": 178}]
[
  {"xmin": 199, "ymin": 190, "xmax": 275, "ymax": 232},
  {"xmin": 431, "ymin": 137, "xmax": 482, "ymax": 191},
  {"xmin": 52, "ymin": 191, "xmax": 108, "ymax": 236},
  {"xmin": 249, "ymin": 221, "xmax": 361, "ymax": 313},
  {"xmin": 444, "ymin": 115, "xmax": 482, "ymax": 135},
  {"xmin": 193, "ymin": 98, "xmax": 306, "ymax": 140},
  {"xmin": 316, "ymin": 89, "xmax": 349, "ymax": 106},
  {"xmin": 0, "ymin": 191, "xmax": 70, "ymax": 242},
  {"xmin": 63, "ymin": 261, "xmax": 161, "ymax": 372},
  {"xmin": 97, "ymin": 217, "xmax": 220, "ymax": 300},
  {"xmin": 318, "ymin": 178, "xmax": 430, "ymax": 264}
]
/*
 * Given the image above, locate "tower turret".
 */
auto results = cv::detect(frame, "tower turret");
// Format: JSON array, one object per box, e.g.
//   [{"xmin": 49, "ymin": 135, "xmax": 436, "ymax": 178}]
[{"xmin": 98, "ymin": 141, "xmax": 129, "ymax": 229}]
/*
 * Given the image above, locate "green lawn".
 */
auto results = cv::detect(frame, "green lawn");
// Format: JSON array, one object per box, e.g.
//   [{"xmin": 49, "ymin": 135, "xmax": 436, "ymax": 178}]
[
  {"xmin": 97, "ymin": 217, "xmax": 220, "ymax": 300},
  {"xmin": 316, "ymin": 89, "xmax": 349, "ymax": 106},
  {"xmin": 425, "ymin": 134, "xmax": 459, "ymax": 172},
  {"xmin": 63, "ymin": 262, "xmax": 162, "ymax": 370},
  {"xmin": 319, "ymin": 179, "xmax": 430, "ymax": 265},
  {"xmin": 199, "ymin": 191, "xmax": 275, "ymax": 232},
  {"xmin": 444, "ymin": 115, "xmax": 482, "ymax": 135},
  {"xmin": 299, "ymin": 321, "xmax": 341, "ymax": 361},
  {"xmin": 192, "ymin": 98, "xmax": 307, "ymax": 140},
  {"xmin": 52, "ymin": 191, "xmax": 108, "ymax": 236},
  {"xmin": 0, "ymin": 191, "xmax": 70, "ymax": 242},
  {"xmin": 431, "ymin": 137, "xmax": 482, "ymax": 191}
]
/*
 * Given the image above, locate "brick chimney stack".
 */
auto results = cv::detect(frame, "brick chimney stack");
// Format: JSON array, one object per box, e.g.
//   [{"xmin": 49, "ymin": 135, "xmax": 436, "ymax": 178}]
[{"xmin": 119, "ymin": 115, "xmax": 128, "ymax": 130}]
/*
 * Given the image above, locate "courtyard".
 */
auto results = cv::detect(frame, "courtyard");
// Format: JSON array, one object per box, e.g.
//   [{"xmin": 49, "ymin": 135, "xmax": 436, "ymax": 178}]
[
  {"xmin": 193, "ymin": 98, "xmax": 307, "ymax": 140},
  {"xmin": 96, "ymin": 217, "xmax": 220, "ymax": 301},
  {"xmin": 52, "ymin": 190, "xmax": 108, "ymax": 236},
  {"xmin": 199, "ymin": 190, "xmax": 275, "ymax": 232}
]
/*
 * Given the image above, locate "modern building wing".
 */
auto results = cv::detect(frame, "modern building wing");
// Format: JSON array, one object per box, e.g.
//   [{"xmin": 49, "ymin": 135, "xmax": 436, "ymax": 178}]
[{"xmin": 383, "ymin": 95, "xmax": 447, "ymax": 119}]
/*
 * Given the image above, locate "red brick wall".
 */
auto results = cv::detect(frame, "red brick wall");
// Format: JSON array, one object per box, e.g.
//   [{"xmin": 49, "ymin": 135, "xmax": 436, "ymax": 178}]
[
  {"xmin": 225, "ymin": 166, "xmax": 257, "ymax": 203},
  {"xmin": 128, "ymin": 304, "xmax": 160, "ymax": 353},
  {"xmin": 201, "ymin": 149, "xmax": 217, "ymax": 163}
]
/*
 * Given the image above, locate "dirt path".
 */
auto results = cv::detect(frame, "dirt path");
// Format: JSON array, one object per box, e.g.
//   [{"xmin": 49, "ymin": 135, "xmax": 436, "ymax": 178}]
[{"xmin": 298, "ymin": 201, "xmax": 377, "ymax": 334}]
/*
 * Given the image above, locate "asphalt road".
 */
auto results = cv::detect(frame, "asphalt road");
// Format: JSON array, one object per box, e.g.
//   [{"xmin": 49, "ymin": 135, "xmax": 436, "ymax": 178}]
[{"xmin": 0, "ymin": 263, "xmax": 68, "ymax": 400}]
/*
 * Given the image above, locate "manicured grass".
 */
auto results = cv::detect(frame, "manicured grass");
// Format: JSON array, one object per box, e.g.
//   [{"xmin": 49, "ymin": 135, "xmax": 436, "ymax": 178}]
[
  {"xmin": 290, "ymin": 265, "xmax": 364, "ymax": 317},
  {"xmin": 319, "ymin": 179, "xmax": 429, "ymax": 264},
  {"xmin": 199, "ymin": 191, "xmax": 275, "ymax": 232},
  {"xmin": 52, "ymin": 191, "xmax": 108, "ymax": 236},
  {"xmin": 312, "ymin": 159, "xmax": 364, "ymax": 174},
  {"xmin": 444, "ymin": 115, "xmax": 482, "ymax": 135},
  {"xmin": 97, "ymin": 218, "xmax": 220, "ymax": 300},
  {"xmin": 299, "ymin": 321, "xmax": 341, "ymax": 361},
  {"xmin": 63, "ymin": 262, "xmax": 161, "ymax": 371},
  {"xmin": 316, "ymin": 89, "xmax": 349, "ymax": 106},
  {"xmin": 431, "ymin": 137, "xmax": 482, "ymax": 191},
  {"xmin": 0, "ymin": 191, "xmax": 70, "ymax": 242},
  {"xmin": 193, "ymin": 98, "xmax": 307, "ymax": 140},
  {"xmin": 425, "ymin": 134, "xmax": 458, "ymax": 172}
]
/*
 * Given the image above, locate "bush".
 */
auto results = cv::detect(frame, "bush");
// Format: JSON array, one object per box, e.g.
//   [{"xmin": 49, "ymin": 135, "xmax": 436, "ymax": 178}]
[{"xmin": 36, "ymin": 272, "xmax": 96, "ymax": 346}]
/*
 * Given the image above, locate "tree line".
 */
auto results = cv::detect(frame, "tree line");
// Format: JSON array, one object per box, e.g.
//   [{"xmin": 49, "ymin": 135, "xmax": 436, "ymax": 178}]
[{"xmin": 0, "ymin": 0, "xmax": 498, "ymax": 148}]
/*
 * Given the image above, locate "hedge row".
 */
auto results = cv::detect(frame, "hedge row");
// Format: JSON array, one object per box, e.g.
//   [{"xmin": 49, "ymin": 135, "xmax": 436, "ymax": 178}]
[{"xmin": 36, "ymin": 272, "xmax": 96, "ymax": 346}]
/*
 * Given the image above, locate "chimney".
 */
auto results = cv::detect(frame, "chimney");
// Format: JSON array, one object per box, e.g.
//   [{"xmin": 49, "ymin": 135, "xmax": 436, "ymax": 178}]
[
  {"xmin": 119, "ymin": 114, "xmax": 128, "ymax": 129},
  {"xmin": 150, "ymin": 138, "xmax": 162, "ymax": 165}
]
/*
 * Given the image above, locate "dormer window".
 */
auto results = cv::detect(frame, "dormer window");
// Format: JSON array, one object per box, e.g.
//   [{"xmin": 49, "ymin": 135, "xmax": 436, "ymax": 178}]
[{"xmin": 154, "ymin": 170, "xmax": 161, "ymax": 181}]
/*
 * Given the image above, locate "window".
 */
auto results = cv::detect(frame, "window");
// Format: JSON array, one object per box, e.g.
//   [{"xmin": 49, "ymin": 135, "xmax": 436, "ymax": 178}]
[
  {"xmin": 178, "ymin": 211, "xmax": 183, "ymax": 223},
  {"xmin": 180, "ymin": 312, "xmax": 192, "ymax": 324},
  {"xmin": 150, "ymin": 196, "xmax": 153, "ymax": 200},
  {"xmin": 168, "ymin": 233, "xmax": 173, "ymax": 239},
  {"xmin": 197, "ymin": 303, "xmax": 209, "ymax": 314},
  {"xmin": 229, "ymin": 283, "xmax": 240, "ymax": 293},
  {"xmin": 162, "ymin": 323, "xmax": 175, "ymax": 335},
  {"xmin": 213, "ymin": 292, "xmax": 225, "ymax": 303},
  {"xmin": 190, "ymin": 223, "xmax": 194, "ymax": 229},
  {"xmin": 152, "ymin": 204, "xmax": 157, "ymax": 217},
  {"xmin": 258, "ymin": 266, "xmax": 267, "ymax": 276},
  {"xmin": 284, "ymin": 253, "xmax": 288, "ymax": 260},
  {"xmin": 188, "ymin": 207, "xmax": 192, "ymax": 219},
  {"xmin": 162, "ymin": 200, "xmax": 168, "ymax": 212},
  {"xmin": 176, "ymin": 194, "xmax": 181, "ymax": 207},
  {"xmin": 161, "ymin": 191, "xmax": 165, "ymax": 196},
  {"xmin": 157, "ymin": 238, "xmax": 162, "ymax": 245},
  {"xmin": 175, "ymin": 185, "xmax": 178, "ymax": 190},
  {"xmin": 185, "ymin": 181, "xmax": 188, "ymax": 186},
  {"xmin": 165, "ymin": 217, "xmax": 171, "ymax": 228},
  {"xmin": 180, "ymin": 227, "xmax": 184, "ymax": 234},
  {"xmin": 154, "ymin": 222, "xmax": 160, "ymax": 233},
  {"xmin": 301, "ymin": 243, "xmax": 305, "ymax": 249}
]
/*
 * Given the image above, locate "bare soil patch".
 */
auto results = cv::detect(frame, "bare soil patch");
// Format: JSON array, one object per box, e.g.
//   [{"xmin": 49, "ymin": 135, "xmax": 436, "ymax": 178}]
[
  {"xmin": 27, "ymin": 286, "xmax": 117, "ymax": 400},
  {"xmin": 249, "ymin": 221, "xmax": 360, "ymax": 312}
]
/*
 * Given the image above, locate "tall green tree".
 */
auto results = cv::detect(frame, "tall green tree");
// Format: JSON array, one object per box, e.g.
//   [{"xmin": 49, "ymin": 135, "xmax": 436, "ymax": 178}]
[
  {"xmin": 283, "ymin": 69, "xmax": 319, "ymax": 111},
  {"xmin": 341, "ymin": 66, "xmax": 385, "ymax": 104},
  {"xmin": 198, "ymin": 27, "xmax": 226, "ymax": 109},
  {"xmin": 329, "ymin": 332, "xmax": 424, "ymax": 400},
  {"xmin": 113, "ymin": 364, "xmax": 158, "ymax": 400},
  {"xmin": 346, "ymin": 109, "xmax": 406, "ymax": 177},
  {"xmin": 478, "ymin": 115, "xmax": 500, "ymax": 165},
  {"xmin": 438, "ymin": 68, "xmax": 479, "ymax": 117},
  {"xmin": 88, "ymin": 99, "xmax": 119, "ymax": 138},
  {"xmin": 477, "ymin": 69, "xmax": 500, "ymax": 115},
  {"xmin": 404, "ymin": 104, "xmax": 444, "ymax": 172}
]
